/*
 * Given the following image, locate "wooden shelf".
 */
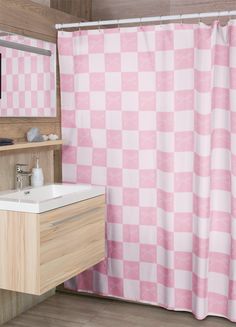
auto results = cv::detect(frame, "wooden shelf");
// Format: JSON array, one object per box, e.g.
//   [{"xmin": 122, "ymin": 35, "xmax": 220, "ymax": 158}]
[{"xmin": 0, "ymin": 140, "xmax": 63, "ymax": 152}]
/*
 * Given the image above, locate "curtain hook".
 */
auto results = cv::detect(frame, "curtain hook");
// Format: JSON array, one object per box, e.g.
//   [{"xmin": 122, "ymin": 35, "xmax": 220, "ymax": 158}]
[
  {"xmin": 139, "ymin": 17, "xmax": 143, "ymax": 29},
  {"xmin": 117, "ymin": 19, "xmax": 120, "ymax": 31},
  {"xmin": 180, "ymin": 14, "xmax": 183, "ymax": 25},
  {"xmin": 198, "ymin": 13, "xmax": 202, "ymax": 25},
  {"xmin": 159, "ymin": 15, "xmax": 162, "ymax": 27},
  {"xmin": 99, "ymin": 20, "xmax": 101, "ymax": 32}
]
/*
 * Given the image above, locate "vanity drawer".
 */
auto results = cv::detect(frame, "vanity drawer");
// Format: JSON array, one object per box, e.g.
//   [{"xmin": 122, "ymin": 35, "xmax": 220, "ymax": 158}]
[
  {"xmin": 0, "ymin": 195, "xmax": 105, "ymax": 295},
  {"xmin": 39, "ymin": 195, "xmax": 105, "ymax": 294}
]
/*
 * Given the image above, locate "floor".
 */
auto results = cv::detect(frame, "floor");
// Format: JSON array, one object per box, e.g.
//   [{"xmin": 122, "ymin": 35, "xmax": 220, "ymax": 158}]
[{"xmin": 4, "ymin": 292, "xmax": 236, "ymax": 327}]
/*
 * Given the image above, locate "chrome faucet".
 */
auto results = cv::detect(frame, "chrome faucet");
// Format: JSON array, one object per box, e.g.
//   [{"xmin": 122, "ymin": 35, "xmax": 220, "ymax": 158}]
[{"xmin": 16, "ymin": 164, "xmax": 32, "ymax": 191}]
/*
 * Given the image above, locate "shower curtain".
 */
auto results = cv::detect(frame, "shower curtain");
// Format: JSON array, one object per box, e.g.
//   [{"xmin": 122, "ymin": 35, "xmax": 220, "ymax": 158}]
[{"xmin": 58, "ymin": 21, "xmax": 236, "ymax": 321}]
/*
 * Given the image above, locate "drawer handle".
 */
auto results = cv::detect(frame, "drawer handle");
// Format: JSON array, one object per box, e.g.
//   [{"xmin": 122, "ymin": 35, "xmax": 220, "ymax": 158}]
[{"xmin": 51, "ymin": 207, "xmax": 100, "ymax": 227}]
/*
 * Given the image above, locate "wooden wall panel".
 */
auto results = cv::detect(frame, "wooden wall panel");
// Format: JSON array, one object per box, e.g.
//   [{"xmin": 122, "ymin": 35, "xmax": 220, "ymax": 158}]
[
  {"xmin": 92, "ymin": 0, "xmax": 236, "ymax": 22},
  {"xmin": 0, "ymin": 0, "xmax": 86, "ymax": 324},
  {"xmin": 170, "ymin": 0, "xmax": 236, "ymax": 25},
  {"xmin": 170, "ymin": 0, "xmax": 236, "ymax": 14},
  {"xmin": 32, "ymin": 0, "xmax": 50, "ymax": 6},
  {"xmin": 51, "ymin": 0, "xmax": 92, "ymax": 20},
  {"xmin": 0, "ymin": 149, "xmax": 54, "ymax": 191},
  {"xmin": 0, "ymin": 0, "xmax": 79, "ymax": 41},
  {"xmin": 0, "ymin": 289, "xmax": 54, "ymax": 325},
  {"xmin": 92, "ymin": 0, "xmax": 170, "ymax": 21}
]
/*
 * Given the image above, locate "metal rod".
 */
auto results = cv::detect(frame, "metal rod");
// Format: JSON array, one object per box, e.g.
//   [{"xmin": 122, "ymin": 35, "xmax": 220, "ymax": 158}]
[
  {"xmin": 55, "ymin": 10, "xmax": 236, "ymax": 30},
  {"xmin": 0, "ymin": 39, "xmax": 51, "ymax": 56}
]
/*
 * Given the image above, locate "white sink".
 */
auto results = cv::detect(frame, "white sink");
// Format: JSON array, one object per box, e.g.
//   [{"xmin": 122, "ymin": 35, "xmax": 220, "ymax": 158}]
[{"xmin": 0, "ymin": 183, "xmax": 105, "ymax": 213}]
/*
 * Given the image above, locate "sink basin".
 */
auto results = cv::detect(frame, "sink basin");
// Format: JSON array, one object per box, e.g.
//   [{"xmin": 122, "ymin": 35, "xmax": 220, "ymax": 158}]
[{"xmin": 0, "ymin": 183, "xmax": 105, "ymax": 213}]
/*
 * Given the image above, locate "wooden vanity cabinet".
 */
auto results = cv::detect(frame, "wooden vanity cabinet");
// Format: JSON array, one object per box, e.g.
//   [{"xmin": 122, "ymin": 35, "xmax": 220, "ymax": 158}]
[{"xmin": 0, "ymin": 195, "xmax": 105, "ymax": 295}]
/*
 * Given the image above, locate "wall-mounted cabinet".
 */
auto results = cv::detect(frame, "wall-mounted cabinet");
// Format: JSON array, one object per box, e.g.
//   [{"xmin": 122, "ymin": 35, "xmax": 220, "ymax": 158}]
[{"xmin": 0, "ymin": 195, "xmax": 105, "ymax": 295}]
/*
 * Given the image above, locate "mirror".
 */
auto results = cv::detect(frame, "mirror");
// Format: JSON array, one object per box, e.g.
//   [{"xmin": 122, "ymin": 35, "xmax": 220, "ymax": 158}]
[{"xmin": 0, "ymin": 31, "xmax": 56, "ymax": 117}]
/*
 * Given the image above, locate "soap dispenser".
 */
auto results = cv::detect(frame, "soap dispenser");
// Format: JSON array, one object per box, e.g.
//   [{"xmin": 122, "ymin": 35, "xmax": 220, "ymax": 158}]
[{"xmin": 31, "ymin": 157, "xmax": 44, "ymax": 187}]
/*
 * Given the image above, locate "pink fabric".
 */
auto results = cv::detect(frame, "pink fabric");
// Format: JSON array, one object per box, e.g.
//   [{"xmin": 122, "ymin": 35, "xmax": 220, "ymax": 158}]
[
  {"xmin": 58, "ymin": 21, "xmax": 236, "ymax": 322},
  {"xmin": 0, "ymin": 35, "xmax": 56, "ymax": 117}
]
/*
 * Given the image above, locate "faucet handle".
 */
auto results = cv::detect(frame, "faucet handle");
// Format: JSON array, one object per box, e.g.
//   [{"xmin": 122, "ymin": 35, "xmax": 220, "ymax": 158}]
[{"xmin": 16, "ymin": 163, "xmax": 28, "ymax": 173}]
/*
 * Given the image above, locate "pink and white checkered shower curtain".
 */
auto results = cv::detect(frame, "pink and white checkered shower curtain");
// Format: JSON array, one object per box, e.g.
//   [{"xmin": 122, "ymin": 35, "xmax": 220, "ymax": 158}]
[{"xmin": 58, "ymin": 21, "xmax": 236, "ymax": 321}]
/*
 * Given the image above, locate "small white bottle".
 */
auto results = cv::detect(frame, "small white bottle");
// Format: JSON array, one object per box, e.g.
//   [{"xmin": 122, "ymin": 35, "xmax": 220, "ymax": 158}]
[{"xmin": 31, "ymin": 157, "xmax": 44, "ymax": 187}]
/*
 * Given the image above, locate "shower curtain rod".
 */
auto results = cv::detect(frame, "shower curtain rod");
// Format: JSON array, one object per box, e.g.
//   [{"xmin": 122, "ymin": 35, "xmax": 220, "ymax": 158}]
[{"xmin": 55, "ymin": 10, "xmax": 236, "ymax": 30}]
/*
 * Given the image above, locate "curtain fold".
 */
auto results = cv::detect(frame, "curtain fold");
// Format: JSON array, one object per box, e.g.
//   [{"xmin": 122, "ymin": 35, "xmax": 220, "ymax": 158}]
[{"xmin": 58, "ymin": 21, "xmax": 236, "ymax": 321}]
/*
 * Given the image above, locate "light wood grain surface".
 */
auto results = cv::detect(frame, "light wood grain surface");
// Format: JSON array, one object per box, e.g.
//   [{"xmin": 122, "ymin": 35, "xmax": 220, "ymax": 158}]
[
  {"xmin": 4, "ymin": 292, "xmax": 236, "ymax": 327},
  {"xmin": 40, "ymin": 195, "xmax": 105, "ymax": 294},
  {"xmin": 92, "ymin": 0, "xmax": 168, "ymax": 20},
  {"xmin": 0, "ymin": 211, "xmax": 40, "ymax": 294},
  {"xmin": 32, "ymin": 0, "xmax": 50, "ymax": 7},
  {"xmin": 0, "ymin": 140, "xmax": 63, "ymax": 152},
  {"xmin": 0, "ymin": 0, "xmax": 79, "ymax": 41},
  {"xmin": 51, "ymin": 0, "xmax": 92, "ymax": 20},
  {"xmin": 0, "ymin": 289, "xmax": 55, "ymax": 327},
  {"xmin": 92, "ymin": 0, "xmax": 236, "ymax": 23},
  {"xmin": 0, "ymin": 149, "xmax": 54, "ymax": 191},
  {"xmin": 0, "ymin": 195, "xmax": 105, "ymax": 295}
]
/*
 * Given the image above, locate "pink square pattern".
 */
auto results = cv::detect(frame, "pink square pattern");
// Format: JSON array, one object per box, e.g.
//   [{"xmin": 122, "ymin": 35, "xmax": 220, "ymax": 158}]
[{"xmin": 59, "ymin": 21, "xmax": 236, "ymax": 323}]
